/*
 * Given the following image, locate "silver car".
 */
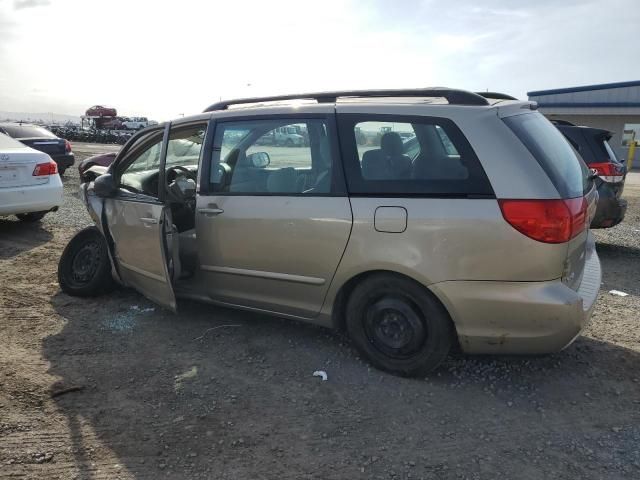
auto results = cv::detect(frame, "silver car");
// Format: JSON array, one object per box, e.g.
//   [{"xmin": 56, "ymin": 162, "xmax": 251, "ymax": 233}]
[{"xmin": 58, "ymin": 88, "xmax": 601, "ymax": 376}]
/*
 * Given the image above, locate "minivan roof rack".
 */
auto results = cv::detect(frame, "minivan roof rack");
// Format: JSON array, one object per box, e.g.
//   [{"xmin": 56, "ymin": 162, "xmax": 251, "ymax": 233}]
[
  {"xmin": 204, "ymin": 88, "xmax": 490, "ymax": 112},
  {"xmin": 475, "ymin": 91, "xmax": 518, "ymax": 101}
]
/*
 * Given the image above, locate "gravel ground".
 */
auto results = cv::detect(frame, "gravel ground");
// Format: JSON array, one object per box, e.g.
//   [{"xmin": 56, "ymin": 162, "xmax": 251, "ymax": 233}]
[
  {"xmin": 43, "ymin": 143, "xmax": 120, "ymax": 230},
  {"xmin": 0, "ymin": 145, "xmax": 639, "ymax": 479}
]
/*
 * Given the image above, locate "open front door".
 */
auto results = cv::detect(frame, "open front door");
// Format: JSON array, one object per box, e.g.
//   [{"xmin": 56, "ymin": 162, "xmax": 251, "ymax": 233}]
[
  {"xmin": 105, "ymin": 199, "xmax": 176, "ymax": 311},
  {"xmin": 103, "ymin": 124, "xmax": 177, "ymax": 311}
]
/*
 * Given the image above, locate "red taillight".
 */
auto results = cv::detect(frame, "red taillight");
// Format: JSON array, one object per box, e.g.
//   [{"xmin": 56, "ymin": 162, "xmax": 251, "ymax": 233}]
[
  {"xmin": 499, "ymin": 198, "xmax": 587, "ymax": 244},
  {"xmin": 64, "ymin": 139, "xmax": 72, "ymax": 153},
  {"xmin": 33, "ymin": 160, "xmax": 58, "ymax": 176},
  {"xmin": 589, "ymin": 162, "xmax": 623, "ymax": 183}
]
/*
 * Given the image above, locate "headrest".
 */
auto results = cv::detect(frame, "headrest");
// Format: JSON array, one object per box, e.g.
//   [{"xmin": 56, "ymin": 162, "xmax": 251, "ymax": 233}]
[{"xmin": 380, "ymin": 132, "xmax": 404, "ymax": 156}]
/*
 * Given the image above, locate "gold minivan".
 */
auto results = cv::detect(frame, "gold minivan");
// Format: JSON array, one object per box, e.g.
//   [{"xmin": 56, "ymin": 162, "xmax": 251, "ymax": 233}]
[{"xmin": 58, "ymin": 89, "xmax": 601, "ymax": 376}]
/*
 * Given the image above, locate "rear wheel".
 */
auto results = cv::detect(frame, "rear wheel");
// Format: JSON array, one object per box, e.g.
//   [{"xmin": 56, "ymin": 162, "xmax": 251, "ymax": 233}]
[
  {"xmin": 58, "ymin": 167, "xmax": 66, "ymax": 176},
  {"xmin": 345, "ymin": 273, "xmax": 453, "ymax": 377},
  {"xmin": 16, "ymin": 211, "xmax": 47, "ymax": 222},
  {"xmin": 58, "ymin": 226, "xmax": 115, "ymax": 297}
]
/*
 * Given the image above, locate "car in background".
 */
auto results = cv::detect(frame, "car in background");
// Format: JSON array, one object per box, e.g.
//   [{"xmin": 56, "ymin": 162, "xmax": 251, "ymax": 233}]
[
  {"xmin": 256, "ymin": 125, "xmax": 305, "ymax": 146},
  {"xmin": 0, "ymin": 133, "xmax": 62, "ymax": 222},
  {"xmin": 554, "ymin": 120, "xmax": 627, "ymax": 228},
  {"xmin": 78, "ymin": 151, "xmax": 117, "ymax": 182},
  {"xmin": 86, "ymin": 105, "xmax": 117, "ymax": 117},
  {"xmin": 120, "ymin": 117, "xmax": 157, "ymax": 130},
  {"xmin": 0, "ymin": 122, "xmax": 75, "ymax": 175}
]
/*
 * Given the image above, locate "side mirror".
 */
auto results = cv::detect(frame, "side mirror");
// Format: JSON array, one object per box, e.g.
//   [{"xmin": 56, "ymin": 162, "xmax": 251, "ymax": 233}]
[
  {"xmin": 247, "ymin": 151, "xmax": 270, "ymax": 168},
  {"xmin": 93, "ymin": 173, "xmax": 118, "ymax": 198}
]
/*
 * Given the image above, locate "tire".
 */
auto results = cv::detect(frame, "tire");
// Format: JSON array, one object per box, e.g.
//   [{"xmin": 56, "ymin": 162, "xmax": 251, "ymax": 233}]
[
  {"xmin": 345, "ymin": 273, "xmax": 454, "ymax": 377},
  {"xmin": 16, "ymin": 211, "xmax": 47, "ymax": 222},
  {"xmin": 285, "ymin": 139, "xmax": 294, "ymax": 147},
  {"xmin": 58, "ymin": 226, "xmax": 115, "ymax": 297},
  {"xmin": 58, "ymin": 167, "xmax": 66, "ymax": 176}
]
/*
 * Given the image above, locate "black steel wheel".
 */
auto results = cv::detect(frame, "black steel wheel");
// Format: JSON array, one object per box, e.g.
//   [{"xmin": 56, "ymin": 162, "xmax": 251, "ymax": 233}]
[
  {"xmin": 58, "ymin": 226, "xmax": 115, "ymax": 297},
  {"xmin": 346, "ymin": 273, "xmax": 453, "ymax": 376},
  {"xmin": 363, "ymin": 295, "xmax": 427, "ymax": 359}
]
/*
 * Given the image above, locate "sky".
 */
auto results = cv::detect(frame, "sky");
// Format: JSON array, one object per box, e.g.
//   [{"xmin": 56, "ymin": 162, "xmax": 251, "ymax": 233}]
[{"xmin": 0, "ymin": 0, "xmax": 638, "ymax": 121}]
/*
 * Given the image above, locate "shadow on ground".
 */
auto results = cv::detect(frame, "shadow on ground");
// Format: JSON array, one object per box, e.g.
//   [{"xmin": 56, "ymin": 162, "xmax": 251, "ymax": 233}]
[
  {"xmin": 0, "ymin": 218, "xmax": 54, "ymax": 259},
  {"xmin": 43, "ymin": 288, "xmax": 640, "ymax": 479}
]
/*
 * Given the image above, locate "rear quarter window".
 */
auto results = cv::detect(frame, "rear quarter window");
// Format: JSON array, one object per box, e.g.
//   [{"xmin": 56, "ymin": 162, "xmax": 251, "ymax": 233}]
[
  {"xmin": 504, "ymin": 113, "xmax": 590, "ymax": 198},
  {"xmin": 338, "ymin": 114, "xmax": 494, "ymax": 197}
]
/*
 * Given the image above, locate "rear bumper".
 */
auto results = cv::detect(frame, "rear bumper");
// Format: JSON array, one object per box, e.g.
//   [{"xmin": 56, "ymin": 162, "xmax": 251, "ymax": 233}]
[
  {"xmin": 591, "ymin": 180, "xmax": 627, "ymax": 228},
  {"xmin": 591, "ymin": 197, "xmax": 627, "ymax": 228},
  {"xmin": 0, "ymin": 177, "xmax": 63, "ymax": 216},
  {"xmin": 50, "ymin": 152, "xmax": 75, "ymax": 170},
  {"xmin": 429, "ymin": 234, "xmax": 601, "ymax": 355}
]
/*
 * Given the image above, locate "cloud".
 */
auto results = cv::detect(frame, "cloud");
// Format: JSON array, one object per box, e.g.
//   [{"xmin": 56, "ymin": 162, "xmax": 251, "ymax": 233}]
[
  {"xmin": 13, "ymin": 0, "xmax": 49, "ymax": 9},
  {"xmin": 1, "ymin": 0, "xmax": 639, "ymax": 118}
]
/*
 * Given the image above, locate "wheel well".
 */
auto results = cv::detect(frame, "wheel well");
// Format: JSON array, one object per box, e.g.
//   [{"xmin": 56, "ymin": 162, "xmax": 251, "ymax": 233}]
[{"xmin": 332, "ymin": 270, "xmax": 461, "ymax": 350}]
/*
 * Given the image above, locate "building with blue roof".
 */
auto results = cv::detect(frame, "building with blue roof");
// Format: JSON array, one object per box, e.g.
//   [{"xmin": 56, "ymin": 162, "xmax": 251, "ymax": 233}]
[{"xmin": 528, "ymin": 81, "xmax": 640, "ymax": 168}]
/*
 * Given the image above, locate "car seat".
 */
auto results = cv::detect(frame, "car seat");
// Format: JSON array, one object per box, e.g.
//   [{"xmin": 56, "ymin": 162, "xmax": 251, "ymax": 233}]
[{"xmin": 361, "ymin": 132, "xmax": 412, "ymax": 180}]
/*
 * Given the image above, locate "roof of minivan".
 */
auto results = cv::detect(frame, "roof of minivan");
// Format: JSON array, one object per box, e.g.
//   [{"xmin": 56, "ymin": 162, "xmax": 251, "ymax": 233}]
[
  {"xmin": 204, "ymin": 88, "xmax": 492, "ymax": 112},
  {"xmin": 173, "ymin": 100, "xmax": 538, "ymax": 129}
]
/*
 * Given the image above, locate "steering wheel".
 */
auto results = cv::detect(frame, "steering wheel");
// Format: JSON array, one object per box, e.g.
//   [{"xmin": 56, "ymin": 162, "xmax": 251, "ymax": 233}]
[
  {"xmin": 165, "ymin": 166, "xmax": 197, "ymax": 205},
  {"xmin": 166, "ymin": 165, "xmax": 197, "ymax": 183}
]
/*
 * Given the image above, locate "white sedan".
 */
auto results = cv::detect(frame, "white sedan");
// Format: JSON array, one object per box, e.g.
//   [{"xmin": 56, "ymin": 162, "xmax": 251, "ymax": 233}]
[{"xmin": 0, "ymin": 132, "xmax": 63, "ymax": 222}]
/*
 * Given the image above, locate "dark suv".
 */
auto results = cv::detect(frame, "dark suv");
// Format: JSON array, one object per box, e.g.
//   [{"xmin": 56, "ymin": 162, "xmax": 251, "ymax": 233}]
[{"xmin": 554, "ymin": 120, "xmax": 627, "ymax": 228}]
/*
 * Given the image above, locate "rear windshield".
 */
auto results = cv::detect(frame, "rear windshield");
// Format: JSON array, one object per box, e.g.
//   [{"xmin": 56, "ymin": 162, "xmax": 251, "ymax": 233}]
[
  {"xmin": 504, "ymin": 113, "xmax": 589, "ymax": 198},
  {"xmin": 0, "ymin": 125, "xmax": 56, "ymax": 139},
  {"xmin": 603, "ymin": 139, "xmax": 621, "ymax": 164}
]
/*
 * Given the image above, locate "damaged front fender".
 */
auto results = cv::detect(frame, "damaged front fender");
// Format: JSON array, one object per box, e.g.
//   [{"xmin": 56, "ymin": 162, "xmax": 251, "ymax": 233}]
[{"xmin": 81, "ymin": 181, "xmax": 123, "ymax": 286}]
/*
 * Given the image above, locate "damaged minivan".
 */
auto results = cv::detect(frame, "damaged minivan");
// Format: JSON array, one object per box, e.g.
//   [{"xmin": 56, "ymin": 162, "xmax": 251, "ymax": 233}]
[{"xmin": 58, "ymin": 88, "xmax": 601, "ymax": 376}]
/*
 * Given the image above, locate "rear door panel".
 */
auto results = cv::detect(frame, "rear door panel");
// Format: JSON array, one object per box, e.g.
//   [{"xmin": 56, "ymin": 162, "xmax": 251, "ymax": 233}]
[
  {"xmin": 196, "ymin": 195, "xmax": 352, "ymax": 317},
  {"xmin": 195, "ymin": 112, "xmax": 352, "ymax": 318}
]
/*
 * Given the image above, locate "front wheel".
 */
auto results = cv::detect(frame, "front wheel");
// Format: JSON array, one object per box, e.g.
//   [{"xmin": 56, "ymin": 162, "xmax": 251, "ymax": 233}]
[
  {"xmin": 346, "ymin": 274, "xmax": 454, "ymax": 377},
  {"xmin": 16, "ymin": 211, "xmax": 47, "ymax": 222},
  {"xmin": 58, "ymin": 226, "xmax": 115, "ymax": 297}
]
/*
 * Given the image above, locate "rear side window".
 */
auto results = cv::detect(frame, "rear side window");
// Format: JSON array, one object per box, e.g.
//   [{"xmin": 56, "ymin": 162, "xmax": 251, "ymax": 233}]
[
  {"xmin": 504, "ymin": 113, "xmax": 589, "ymax": 198},
  {"xmin": 209, "ymin": 118, "xmax": 341, "ymax": 195},
  {"xmin": 339, "ymin": 114, "xmax": 493, "ymax": 197}
]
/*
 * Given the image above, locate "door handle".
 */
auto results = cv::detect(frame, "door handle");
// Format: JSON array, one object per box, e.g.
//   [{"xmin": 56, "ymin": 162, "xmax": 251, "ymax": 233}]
[
  {"xmin": 140, "ymin": 217, "xmax": 158, "ymax": 225},
  {"xmin": 198, "ymin": 207, "xmax": 224, "ymax": 216}
]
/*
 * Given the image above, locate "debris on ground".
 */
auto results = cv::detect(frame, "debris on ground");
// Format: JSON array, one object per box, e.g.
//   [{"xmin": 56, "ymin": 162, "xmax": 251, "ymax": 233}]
[
  {"xmin": 609, "ymin": 290, "xmax": 629, "ymax": 297},
  {"xmin": 313, "ymin": 370, "xmax": 328, "ymax": 381}
]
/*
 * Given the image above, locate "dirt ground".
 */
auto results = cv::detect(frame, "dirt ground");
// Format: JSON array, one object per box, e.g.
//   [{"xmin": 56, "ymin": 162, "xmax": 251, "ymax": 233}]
[{"xmin": 1, "ymin": 144, "xmax": 639, "ymax": 479}]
